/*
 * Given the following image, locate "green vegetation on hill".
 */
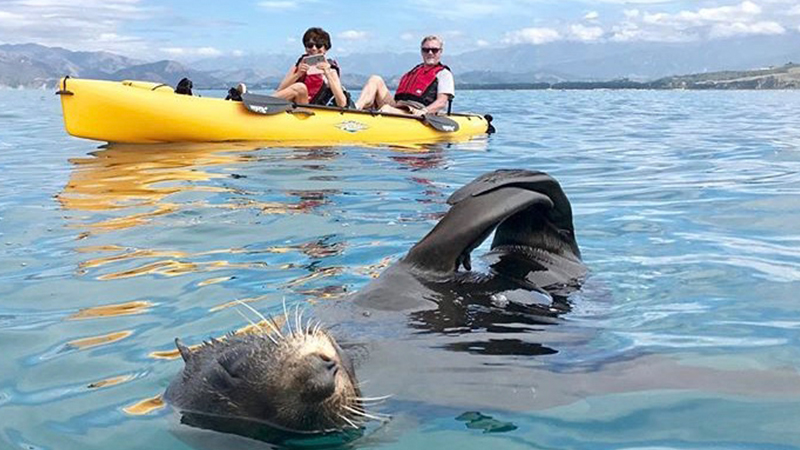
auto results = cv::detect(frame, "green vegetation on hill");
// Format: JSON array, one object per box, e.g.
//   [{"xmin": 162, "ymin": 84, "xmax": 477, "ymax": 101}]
[{"xmin": 457, "ymin": 63, "xmax": 800, "ymax": 90}]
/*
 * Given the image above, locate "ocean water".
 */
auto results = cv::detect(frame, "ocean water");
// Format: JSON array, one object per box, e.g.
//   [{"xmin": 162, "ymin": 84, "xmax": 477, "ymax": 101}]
[{"xmin": 1, "ymin": 88, "xmax": 800, "ymax": 449}]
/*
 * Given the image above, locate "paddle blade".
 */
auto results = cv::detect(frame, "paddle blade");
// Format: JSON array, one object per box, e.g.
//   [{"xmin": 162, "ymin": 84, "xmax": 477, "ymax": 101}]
[
  {"xmin": 241, "ymin": 93, "xmax": 294, "ymax": 115},
  {"xmin": 422, "ymin": 114, "xmax": 460, "ymax": 132}
]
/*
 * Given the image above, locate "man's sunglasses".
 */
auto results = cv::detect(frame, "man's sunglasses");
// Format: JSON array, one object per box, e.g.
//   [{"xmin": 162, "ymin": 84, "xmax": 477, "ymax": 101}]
[{"xmin": 421, "ymin": 47, "xmax": 441, "ymax": 54}]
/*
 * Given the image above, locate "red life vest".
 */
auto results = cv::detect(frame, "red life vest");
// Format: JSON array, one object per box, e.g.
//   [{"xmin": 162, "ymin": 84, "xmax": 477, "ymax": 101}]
[
  {"xmin": 394, "ymin": 63, "xmax": 450, "ymax": 106},
  {"xmin": 296, "ymin": 56, "xmax": 340, "ymax": 105}
]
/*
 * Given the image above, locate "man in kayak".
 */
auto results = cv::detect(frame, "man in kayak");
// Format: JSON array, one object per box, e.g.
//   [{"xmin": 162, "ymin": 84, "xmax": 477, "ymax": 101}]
[
  {"xmin": 273, "ymin": 27, "xmax": 349, "ymax": 107},
  {"xmin": 354, "ymin": 35, "xmax": 454, "ymax": 116}
]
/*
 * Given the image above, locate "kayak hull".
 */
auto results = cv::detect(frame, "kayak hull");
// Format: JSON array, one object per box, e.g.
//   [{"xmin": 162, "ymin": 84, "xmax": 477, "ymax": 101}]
[{"xmin": 58, "ymin": 78, "xmax": 490, "ymax": 145}]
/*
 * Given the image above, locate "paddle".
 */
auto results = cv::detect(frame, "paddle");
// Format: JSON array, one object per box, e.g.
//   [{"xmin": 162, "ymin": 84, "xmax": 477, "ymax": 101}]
[
  {"xmin": 241, "ymin": 92, "xmax": 294, "ymax": 115},
  {"xmin": 396, "ymin": 100, "xmax": 459, "ymax": 132},
  {"xmin": 421, "ymin": 113, "xmax": 459, "ymax": 132}
]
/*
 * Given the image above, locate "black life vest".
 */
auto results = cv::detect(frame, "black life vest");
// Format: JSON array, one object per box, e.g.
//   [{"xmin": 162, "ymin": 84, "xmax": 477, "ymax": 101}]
[
  {"xmin": 394, "ymin": 63, "xmax": 450, "ymax": 106},
  {"xmin": 295, "ymin": 56, "xmax": 341, "ymax": 105}
]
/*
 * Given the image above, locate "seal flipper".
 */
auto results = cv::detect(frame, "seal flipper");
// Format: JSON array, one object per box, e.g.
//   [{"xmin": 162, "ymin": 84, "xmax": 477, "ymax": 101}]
[
  {"xmin": 404, "ymin": 186, "xmax": 553, "ymax": 274},
  {"xmin": 176, "ymin": 338, "xmax": 193, "ymax": 363},
  {"xmin": 448, "ymin": 169, "xmax": 577, "ymax": 255}
]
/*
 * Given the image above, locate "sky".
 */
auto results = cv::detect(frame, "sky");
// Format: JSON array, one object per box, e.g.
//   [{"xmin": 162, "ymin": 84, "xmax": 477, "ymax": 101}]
[{"xmin": 0, "ymin": 0, "xmax": 799, "ymax": 61}]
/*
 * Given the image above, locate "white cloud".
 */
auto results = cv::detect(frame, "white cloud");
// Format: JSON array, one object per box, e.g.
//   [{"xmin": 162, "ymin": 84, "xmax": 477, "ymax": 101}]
[
  {"xmin": 409, "ymin": 0, "xmax": 500, "ymax": 19},
  {"xmin": 789, "ymin": 4, "xmax": 800, "ymax": 15},
  {"xmin": 502, "ymin": 27, "xmax": 561, "ymax": 45},
  {"xmin": 232, "ymin": 50, "xmax": 244, "ymax": 57},
  {"xmin": 257, "ymin": 1, "xmax": 298, "ymax": 10},
  {"xmin": 624, "ymin": 9, "xmax": 640, "ymax": 19},
  {"xmin": 400, "ymin": 33, "xmax": 415, "ymax": 41},
  {"xmin": 338, "ymin": 30, "xmax": 368, "ymax": 40},
  {"xmin": 0, "ymin": 0, "xmax": 153, "ymax": 55},
  {"xmin": 0, "ymin": 10, "xmax": 25, "ymax": 21},
  {"xmin": 570, "ymin": 24, "xmax": 604, "ymax": 41},
  {"xmin": 709, "ymin": 20, "xmax": 785, "ymax": 38},
  {"xmin": 476, "ymin": 39, "xmax": 490, "ymax": 47},
  {"xmin": 610, "ymin": 0, "xmax": 788, "ymax": 42},
  {"xmin": 584, "ymin": 11, "xmax": 599, "ymax": 21},
  {"xmin": 160, "ymin": 46, "xmax": 222, "ymax": 57}
]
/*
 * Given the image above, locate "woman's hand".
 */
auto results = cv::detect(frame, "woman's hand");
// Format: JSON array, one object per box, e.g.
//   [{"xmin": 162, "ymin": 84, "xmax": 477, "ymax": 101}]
[
  {"xmin": 317, "ymin": 61, "xmax": 331, "ymax": 73},
  {"xmin": 296, "ymin": 63, "xmax": 310, "ymax": 75}
]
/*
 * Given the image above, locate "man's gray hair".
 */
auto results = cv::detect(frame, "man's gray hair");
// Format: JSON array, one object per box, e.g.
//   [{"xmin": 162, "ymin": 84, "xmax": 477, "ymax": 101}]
[{"xmin": 420, "ymin": 35, "xmax": 443, "ymax": 48}]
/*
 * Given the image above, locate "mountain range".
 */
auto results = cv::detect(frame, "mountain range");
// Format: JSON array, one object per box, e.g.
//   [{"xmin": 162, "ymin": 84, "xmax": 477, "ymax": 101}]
[{"xmin": 2, "ymin": 34, "xmax": 800, "ymax": 89}]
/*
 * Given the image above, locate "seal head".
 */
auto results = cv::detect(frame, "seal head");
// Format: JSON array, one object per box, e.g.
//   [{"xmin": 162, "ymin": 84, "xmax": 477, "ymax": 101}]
[{"xmin": 164, "ymin": 317, "xmax": 363, "ymax": 434}]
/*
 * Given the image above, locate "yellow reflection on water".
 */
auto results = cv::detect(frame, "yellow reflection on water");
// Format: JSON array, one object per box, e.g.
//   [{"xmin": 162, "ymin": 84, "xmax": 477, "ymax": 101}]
[
  {"xmin": 79, "ymin": 249, "xmax": 189, "ymax": 270},
  {"xmin": 69, "ymin": 301, "xmax": 153, "ymax": 320},
  {"xmin": 197, "ymin": 276, "xmax": 234, "ymax": 287},
  {"xmin": 87, "ymin": 374, "xmax": 134, "ymax": 389},
  {"xmin": 284, "ymin": 266, "xmax": 343, "ymax": 288},
  {"xmin": 123, "ymin": 395, "xmax": 165, "ymax": 415},
  {"xmin": 96, "ymin": 259, "xmax": 268, "ymax": 280},
  {"xmin": 67, "ymin": 330, "xmax": 132, "ymax": 350},
  {"xmin": 57, "ymin": 142, "xmax": 258, "ymax": 233}
]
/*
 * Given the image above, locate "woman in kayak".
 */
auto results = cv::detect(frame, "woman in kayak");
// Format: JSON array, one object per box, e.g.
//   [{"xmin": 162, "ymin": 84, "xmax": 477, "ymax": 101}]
[{"xmin": 273, "ymin": 27, "xmax": 349, "ymax": 107}]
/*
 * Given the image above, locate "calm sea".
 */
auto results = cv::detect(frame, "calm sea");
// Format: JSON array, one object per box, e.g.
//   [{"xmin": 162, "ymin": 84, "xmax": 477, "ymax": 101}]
[{"xmin": 1, "ymin": 88, "xmax": 800, "ymax": 449}]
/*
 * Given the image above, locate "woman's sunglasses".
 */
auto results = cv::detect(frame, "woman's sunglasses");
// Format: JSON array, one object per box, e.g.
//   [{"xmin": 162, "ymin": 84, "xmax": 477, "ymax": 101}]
[
  {"xmin": 305, "ymin": 42, "xmax": 325, "ymax": 50},
  {"xmin": 421, "ymin": 47, "xmax": 441, "ymax": 54}
]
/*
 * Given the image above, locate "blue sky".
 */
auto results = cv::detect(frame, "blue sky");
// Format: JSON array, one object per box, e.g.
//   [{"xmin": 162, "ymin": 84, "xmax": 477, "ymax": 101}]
[{"xmin": 0, "ymin": 0, "xmax": 798, "ymax": 60}]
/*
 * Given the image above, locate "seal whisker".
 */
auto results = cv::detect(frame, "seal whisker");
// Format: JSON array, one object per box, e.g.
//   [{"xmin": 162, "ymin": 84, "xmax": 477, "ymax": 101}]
[
  {"xmin": 353, "ymin": 394, "xmax": 393, "ymax": 402},
  {"xmin": 294, "ymin": 304, "xmax": 304, "ymax": 339},
  {"xmin": 234, "ymin": 309, "xmax": 279, "ymax": 345},
  {"xmin": 268, "ymin": 316, "xmax": 285, "ymax": 341},
  {"xmin": 234, "ymin": 300, "xmax": 282, "ymax": 341},
  {"xmin": 343, "ymin": 405, "xmax": 390, "ymax": 422},
  {"xmin": 337, "ymin": 413, "xmax": 361, "ymax": 429},
  {"xmin": 282, "ymin": 297, "xmax": 293, "ymax": 336},
  {"xmin": 304, "ymin": 317, "xmax": 314, "ymax": 335},
  {"xmin": 345, "ymin": 404, "xmax": 389, "ymax": 418}
]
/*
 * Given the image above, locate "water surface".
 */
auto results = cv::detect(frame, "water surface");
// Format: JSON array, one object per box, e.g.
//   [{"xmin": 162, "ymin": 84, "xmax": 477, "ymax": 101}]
[{"xmin": 1, "ymin": 88, "xmax": 800, "ymax": 449}]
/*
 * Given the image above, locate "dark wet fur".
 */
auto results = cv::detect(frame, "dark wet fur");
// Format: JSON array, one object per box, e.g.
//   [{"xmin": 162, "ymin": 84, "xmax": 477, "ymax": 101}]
[{"xmin": 164, "ymin": 321, "xmax": 365, "ymax": 434}]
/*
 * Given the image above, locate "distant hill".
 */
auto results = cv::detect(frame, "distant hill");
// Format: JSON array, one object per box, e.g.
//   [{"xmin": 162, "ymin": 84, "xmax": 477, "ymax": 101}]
[
  {"xmin": 2, "ymin": 39, "xmax": 800, "ymax": 90},
  {"xmin": 648, "ymin": 63, "xmax": 800, "ymax": 89},
  {"xmin": 0, "ymin": 43, "xmax": 142, "ymax": 87},
  {"xmin": 109, "ymin": 60, "xmax": 225, "ymax": 88},
  {"xmin": 458, "ymin": 63, "xmax": 800, "ymax": 90}
]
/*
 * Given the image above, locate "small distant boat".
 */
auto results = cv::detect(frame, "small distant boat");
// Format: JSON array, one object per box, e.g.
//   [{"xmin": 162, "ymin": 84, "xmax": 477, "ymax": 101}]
[{"xmin": 57, "ymin": 77, "xmax": 492, "ymax": 145}]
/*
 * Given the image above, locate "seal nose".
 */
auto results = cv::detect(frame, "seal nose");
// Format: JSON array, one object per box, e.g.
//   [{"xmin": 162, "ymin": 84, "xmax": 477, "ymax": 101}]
[{"xmin": 300, "ymin": 353, "xmax": 339, "ymax": 402}]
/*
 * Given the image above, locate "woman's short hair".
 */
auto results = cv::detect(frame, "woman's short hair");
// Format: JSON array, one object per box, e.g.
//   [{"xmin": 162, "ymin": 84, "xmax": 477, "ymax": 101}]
[
  {"xmin": 303, "ymin": 27, "xmax": 332, "ymax": 50},
  {"xmin": 420, "ymin": 35, "xmax": 443, "ymax": 48}
]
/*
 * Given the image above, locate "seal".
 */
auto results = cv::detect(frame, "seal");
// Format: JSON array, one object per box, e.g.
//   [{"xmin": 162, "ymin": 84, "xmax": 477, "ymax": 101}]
[
  {"xmin": 164, "ymin": 169, "xmax": 587, "ymax": 440},
  {"xmin": 163, "ymin": 309, "xmax": 368, "ymax": 435}
]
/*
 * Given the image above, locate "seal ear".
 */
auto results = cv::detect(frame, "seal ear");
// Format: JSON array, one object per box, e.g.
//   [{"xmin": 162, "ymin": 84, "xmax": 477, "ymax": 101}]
[{"xmin": 175, "ymin": 338, "xmax": 193, "ymax": 363}]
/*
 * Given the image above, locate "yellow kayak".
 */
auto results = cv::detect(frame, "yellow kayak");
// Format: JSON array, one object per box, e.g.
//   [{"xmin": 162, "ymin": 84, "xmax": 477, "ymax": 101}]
[{"xmin": 57, "ymin": 77, "xmax": 491, "ymax": 145}]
